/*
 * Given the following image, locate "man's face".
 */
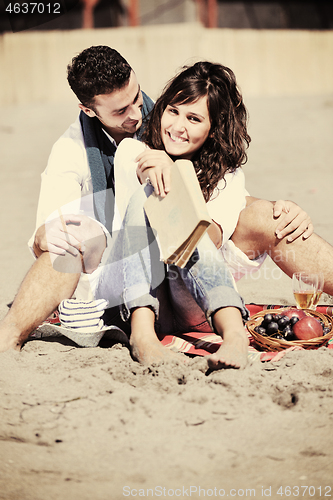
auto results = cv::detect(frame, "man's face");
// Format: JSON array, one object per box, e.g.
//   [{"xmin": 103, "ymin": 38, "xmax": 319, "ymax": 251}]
[{"xmin": 79, "ymin": 71, "xmax": 143, "ymax": 144}]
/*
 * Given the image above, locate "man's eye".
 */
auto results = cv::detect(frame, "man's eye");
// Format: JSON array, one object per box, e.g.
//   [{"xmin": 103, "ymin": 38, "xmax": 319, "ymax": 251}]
[{"xmin": 118, "ymin": 109, "xmax": 126, "ymax": 115}]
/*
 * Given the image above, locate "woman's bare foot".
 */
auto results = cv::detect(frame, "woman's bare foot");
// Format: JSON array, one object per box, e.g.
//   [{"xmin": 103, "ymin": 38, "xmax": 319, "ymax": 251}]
[
  {"xmin": 130, "ymin": 334, "xmax": 185, "ymax": 365},
  {"xmin": 129, "ymin": 307, "xmax": 185, "ymax": 365},
  {"xmin": 207, "ymin": 307, "xmax": 249, "ymax": 371},
  {"xmin": 207, "ymin": 330, "xmax": 249, "ymax": 370}
]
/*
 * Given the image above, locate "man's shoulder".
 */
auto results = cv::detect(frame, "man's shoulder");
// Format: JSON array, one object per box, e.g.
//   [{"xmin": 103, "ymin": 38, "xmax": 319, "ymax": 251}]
[
  {"xmin": 46, "ymin": 114, "xmax": 87, "ymax": 173},
  {"xmin": 50, "ymin": 115, "xmax": 85, "ymax": 155},
  {"xmin": 58, "ymin": 115, "xmax": 83, "ymax": 142}
]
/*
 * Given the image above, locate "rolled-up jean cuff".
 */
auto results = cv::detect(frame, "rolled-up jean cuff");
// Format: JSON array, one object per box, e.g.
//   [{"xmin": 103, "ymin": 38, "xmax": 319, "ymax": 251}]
[
  {"xmin": 120, "ymin": 287, "xmax": 160, "ymax": 323},
  {"xmin": 205, "ymin": 286, "xmax": 249, "ymax": 331}
]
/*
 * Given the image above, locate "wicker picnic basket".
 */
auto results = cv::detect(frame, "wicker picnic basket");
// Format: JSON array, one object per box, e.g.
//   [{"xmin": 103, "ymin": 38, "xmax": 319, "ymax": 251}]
[{"xmin": 246, "ymin": 308, "xmax": 333, "ymax": 352}]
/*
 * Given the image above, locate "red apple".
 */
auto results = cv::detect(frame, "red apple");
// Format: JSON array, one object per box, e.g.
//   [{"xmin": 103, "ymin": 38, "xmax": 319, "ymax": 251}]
[
  {"xmin": 283, "ymin": 308, "xmax": 306, "ymax": 320},
  {"xmin": 293, "ymin": 316, "xmax": 323, "ymax": 340}
]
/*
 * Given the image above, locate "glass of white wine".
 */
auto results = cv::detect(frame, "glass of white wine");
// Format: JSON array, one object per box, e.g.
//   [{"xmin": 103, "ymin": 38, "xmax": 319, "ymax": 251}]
[
  {"xmin": 292, "ymin": 272, "xmax": 319, "ymax": 310},
  {"xmin": 309, "ymin": 272, "xmax": 324, "ymax": 310}
]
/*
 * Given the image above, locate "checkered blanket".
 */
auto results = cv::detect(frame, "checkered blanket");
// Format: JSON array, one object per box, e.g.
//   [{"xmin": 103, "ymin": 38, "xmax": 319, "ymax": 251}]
[
  {"xmin": 159, "ymin": 304, "xmax": 333, "ymax": 362},
  {"xmin": 33, "ymin": 304, "xmax": 333, "ymax": 362}
]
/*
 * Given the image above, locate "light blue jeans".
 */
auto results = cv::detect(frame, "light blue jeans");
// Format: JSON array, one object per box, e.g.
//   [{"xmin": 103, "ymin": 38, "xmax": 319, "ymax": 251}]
[{"xmin": 96, "ymin": 184, "xmax": 248, "ymax": 335}]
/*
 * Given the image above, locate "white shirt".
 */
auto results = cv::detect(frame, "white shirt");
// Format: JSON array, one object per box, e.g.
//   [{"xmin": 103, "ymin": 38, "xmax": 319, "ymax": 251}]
[
  {"xmin": 28, "ymin": 116, "xmax": 124, "ymax": 253},
  {"xmin": 114, "ymin": 138, "xmax": 248, "ymax": 247}
]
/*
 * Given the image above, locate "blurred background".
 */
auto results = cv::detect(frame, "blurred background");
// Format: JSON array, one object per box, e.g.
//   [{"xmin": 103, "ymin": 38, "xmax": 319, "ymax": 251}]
[
  {"xmin": 1, "ymin": 1, "xmax": 333, "ymax": 106},
  {"xmin": 0, "ymin": 0, "xmax": 332, "ymax": 308},
  {"xmin": 1, "ymin": 0, "xmax": 333, "ymax": 32}
]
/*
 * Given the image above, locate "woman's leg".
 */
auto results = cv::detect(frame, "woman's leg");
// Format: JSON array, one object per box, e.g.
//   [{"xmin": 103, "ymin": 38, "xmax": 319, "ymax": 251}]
[
  {"xmin": 168, "ymin": 233, "xmax": 249, "ymax": 369},
  {"xmin": 207, "ymin": 308, "xmax": 249, "ymax": 369},
  {"xmin": 129, "ymin": 306, "xmax": 184, "ymax": 365},
  {"xmin": 97, "ymin": 185, "xmax": 184, "ymax": 364}
]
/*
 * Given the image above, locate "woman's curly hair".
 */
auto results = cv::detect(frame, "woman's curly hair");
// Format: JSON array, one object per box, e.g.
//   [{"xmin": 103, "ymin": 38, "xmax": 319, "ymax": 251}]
[{"xmin": 143, "ymin": 61, "xmax": 251, "ymax": 202}]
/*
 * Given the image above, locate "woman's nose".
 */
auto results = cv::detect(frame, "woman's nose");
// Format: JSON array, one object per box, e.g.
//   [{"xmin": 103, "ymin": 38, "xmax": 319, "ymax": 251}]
[{"xmin": 173, "ymin": 115, "xmax": 186, "ymax": 131}]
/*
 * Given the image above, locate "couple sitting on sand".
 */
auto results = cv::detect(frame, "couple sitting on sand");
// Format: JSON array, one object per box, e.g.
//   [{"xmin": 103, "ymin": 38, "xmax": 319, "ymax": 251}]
[{"xmin": 1, "ymin": 46, "xmax": 332, "ymax": 370}]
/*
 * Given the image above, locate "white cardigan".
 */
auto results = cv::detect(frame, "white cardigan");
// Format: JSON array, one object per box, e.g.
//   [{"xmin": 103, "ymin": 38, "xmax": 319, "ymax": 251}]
[{"xmin": 114, "ymin": 138, "xmax": 248, "ymax": 247}]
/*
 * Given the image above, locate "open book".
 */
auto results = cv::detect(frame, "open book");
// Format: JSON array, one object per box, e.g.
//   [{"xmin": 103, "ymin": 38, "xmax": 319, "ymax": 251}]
[{"xmin": 144, "ymin": 159, "xmax": 212, "ymax": 268}]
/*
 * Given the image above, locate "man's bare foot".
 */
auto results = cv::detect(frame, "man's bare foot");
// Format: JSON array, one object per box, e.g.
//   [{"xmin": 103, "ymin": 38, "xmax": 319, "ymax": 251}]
[
  {"xmin": 207, "ymin": 330, "xmax": 249, "ymax": 370},
  {"xmin": 0, "ymin": 322, "xmax": 23, "ymax": 352}
]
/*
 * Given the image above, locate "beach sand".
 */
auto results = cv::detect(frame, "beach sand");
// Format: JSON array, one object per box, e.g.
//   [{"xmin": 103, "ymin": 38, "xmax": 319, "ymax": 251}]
[{"xmin": 0, "ymin": 94, "xmax": 332, "ymax": 499}]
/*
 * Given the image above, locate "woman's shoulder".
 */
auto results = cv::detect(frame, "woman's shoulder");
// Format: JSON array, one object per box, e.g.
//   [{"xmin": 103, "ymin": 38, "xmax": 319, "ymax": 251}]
[
  {"xmin": 211, "ymin": 168, "xmax": 245, "ymax": 197},
  {"xmin": 116, "ymin": 137, "xmax": 147, "ymax": 160}
]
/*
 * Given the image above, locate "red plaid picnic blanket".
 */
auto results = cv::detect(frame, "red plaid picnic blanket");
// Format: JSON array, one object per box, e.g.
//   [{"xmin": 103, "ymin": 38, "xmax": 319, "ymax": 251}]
[
  {"xmin": 159, "ymin": 305, "xmax": 333, "ymax": 362},
  {"xmin": 40, "ymin": 304, "xmax": 333, "ymax": 362}
]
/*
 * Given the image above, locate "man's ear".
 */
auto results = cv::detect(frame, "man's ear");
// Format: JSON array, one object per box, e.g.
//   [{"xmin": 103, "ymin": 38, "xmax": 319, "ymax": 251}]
[{"xmin": 78, "ymin": 103, "xmax": 96, "ymax": 118}]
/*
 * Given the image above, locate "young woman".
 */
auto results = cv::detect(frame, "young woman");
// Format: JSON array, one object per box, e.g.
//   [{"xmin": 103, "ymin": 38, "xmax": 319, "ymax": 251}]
[
  {"xmin": 60, "ymin": 61, "xmax": 314, "ymax": 369},
  {"xmin": 96, "ymin": 61, "xmax": 259, "ymax": 370}
]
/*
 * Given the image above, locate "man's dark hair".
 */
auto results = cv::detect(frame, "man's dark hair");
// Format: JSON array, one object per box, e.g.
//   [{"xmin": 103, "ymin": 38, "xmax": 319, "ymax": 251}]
[{"xmin": 67, "ymin": 45, "xmax": 132, "ymax": 110}]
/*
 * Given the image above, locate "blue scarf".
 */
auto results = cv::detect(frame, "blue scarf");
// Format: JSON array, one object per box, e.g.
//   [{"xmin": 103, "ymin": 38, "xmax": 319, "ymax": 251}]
[{"xmin": 79, "ymin": 91, "xmax": 154, "ymax": 233}]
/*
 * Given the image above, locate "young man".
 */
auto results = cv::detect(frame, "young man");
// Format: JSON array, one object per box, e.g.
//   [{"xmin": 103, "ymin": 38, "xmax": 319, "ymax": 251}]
[{"xmin": 0, "ymin": 46, "xmax": 154, "ymax": 352}]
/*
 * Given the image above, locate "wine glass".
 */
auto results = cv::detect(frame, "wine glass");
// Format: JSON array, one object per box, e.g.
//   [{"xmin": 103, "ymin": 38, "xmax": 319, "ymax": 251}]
[
  {"xmin": 309, "ymin": 272, "xmax": 324, "ymax": 310},
  {"xmin": 292, "ymin": 272, "xmax": 319, "ymax": 310}
]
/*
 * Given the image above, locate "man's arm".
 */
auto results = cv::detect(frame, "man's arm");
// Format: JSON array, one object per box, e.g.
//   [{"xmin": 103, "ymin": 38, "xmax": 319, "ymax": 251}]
[{"xmin": 29, "ymin": 118, "xmax": 93, "ymax": 257}]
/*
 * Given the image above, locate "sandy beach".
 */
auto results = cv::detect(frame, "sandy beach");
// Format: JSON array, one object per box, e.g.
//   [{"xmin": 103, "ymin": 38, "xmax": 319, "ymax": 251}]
[{"xmin": 0, "ymin": 94, "xmax": 333, "ymax": 499}]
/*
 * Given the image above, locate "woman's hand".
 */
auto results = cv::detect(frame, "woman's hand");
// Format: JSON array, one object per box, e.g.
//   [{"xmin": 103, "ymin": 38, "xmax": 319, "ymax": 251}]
[
  {"xmin": 273, "ymin": 199, "xmax": 314, "ymax": 241},
  {"xmin": 136, "ymin": 149, "xmax": 174, "ymax": 197}
]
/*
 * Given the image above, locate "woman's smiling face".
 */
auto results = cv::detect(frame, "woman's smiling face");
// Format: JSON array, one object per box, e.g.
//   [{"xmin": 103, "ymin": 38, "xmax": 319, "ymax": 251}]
[{"xmin": 160, "ymin": 96, "xmax": 211, "ymax": 160}]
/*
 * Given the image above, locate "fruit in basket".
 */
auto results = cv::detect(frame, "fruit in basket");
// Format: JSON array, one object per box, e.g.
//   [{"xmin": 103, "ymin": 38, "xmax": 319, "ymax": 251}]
[
  {"xmin": 293, "ymin": 316, "xmax": 323, "ymax": 340},
  {"xmin": 253, "ymin": 309, "xmax": 327, "ymax": 342},
  {"xmin": 256, "ymin": 326, "xmax": 267, "ymax": 335},
  {"xmin": 284, "ymin": 326, "xmax": 296, "ymax": 341},
  {"xmin": 283, "ymin": 308, "xmax": 306, "ymax": 320},
  {"xmin": 261, "ymin": 313, "xmax": 274, "ymax": 327},
  {"xmin": 266, "ymin": 321, "xmax": 279, "ymax": 336},
  {"xmin": 277, "ymin": 315, "xmax": 290, "ymax": 330},
  {"xmin": 289, "ymin": 316, "xmax": 300, "ymax": 327}
]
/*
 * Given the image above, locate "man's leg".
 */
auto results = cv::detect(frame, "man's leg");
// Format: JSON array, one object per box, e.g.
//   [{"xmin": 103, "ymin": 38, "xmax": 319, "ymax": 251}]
[
  {"xmin": 0, "ymin": 252, "xmax": 81, "ymax": 352},
  {"xmin": 232, "ymin": 199, "xmax": 333, "ymax": 295},
  {"xmin": 0, "ymin": 218, "xmax": 107, "ymax": 352}
]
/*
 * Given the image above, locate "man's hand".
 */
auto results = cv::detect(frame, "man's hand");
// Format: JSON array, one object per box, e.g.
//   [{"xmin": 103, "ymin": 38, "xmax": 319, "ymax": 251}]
[
  {"xmin": 136, "ymin": 149, "xmax": 174, "ymax": 198},
  {"xmin": 273, "ymin": 199, "xmax": 314, "ymax": 241},
  {"xmin": 33, "ymin": 214, "xmax": 107, "ymax": 274},
  {"xmin": 33, "ymin": 214, "xmax": 85, "ymax": 258}
]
